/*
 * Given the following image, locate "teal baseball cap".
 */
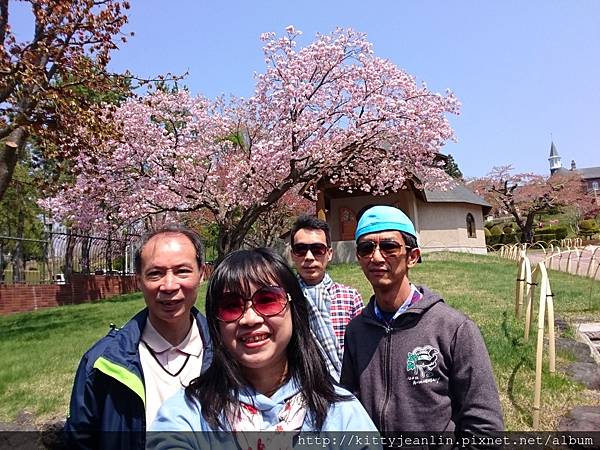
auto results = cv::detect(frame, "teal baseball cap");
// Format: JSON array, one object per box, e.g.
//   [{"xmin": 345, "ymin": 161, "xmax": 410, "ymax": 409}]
[{"xmin": 355, "ymin": 205, "xmax": 418, "ymax": 245}]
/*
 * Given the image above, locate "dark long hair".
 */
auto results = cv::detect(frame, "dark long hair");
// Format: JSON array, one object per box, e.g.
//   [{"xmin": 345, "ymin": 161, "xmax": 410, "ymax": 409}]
[{"xmin": 186, "ymin": 248, "xmax": 347, "ymax": 430}]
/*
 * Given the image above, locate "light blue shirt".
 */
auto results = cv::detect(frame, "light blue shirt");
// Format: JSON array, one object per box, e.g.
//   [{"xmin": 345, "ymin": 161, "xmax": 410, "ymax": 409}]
[{"xmin": 147, "ymin": 378, "xmax": 379, "ymax": 449}]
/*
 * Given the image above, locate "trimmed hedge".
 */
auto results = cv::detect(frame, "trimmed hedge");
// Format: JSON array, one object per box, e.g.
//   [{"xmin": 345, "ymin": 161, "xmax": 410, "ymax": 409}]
[
  {"xmin": 536, "ymin": 225, "xmax": 567, "ymax": 240},
  {"xmin": 534, "ymin": 233, "xmax": 555, "ymax": 243},
  {"xmin": 502, "ymin": 224, "xmax": 515, "ymax": 234},
  {"xmin": 486, "ymin": 225, "xmax": 504, "ymax": 246},
  {"xmin": 579, "ymin": 219, "xmax": 599, "ymax": 238},
  {"xmin": 502, "ymin": 233, "xmax": 519, "ymax": 244}
]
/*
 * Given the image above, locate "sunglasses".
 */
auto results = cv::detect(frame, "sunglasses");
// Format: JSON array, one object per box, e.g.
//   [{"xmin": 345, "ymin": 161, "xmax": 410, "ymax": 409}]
[
  {"xmin": 216, "ymin": 286, "xmax": 291, "ymax": 323},
  {"xmin": 291, "ymin": 243, "xmax": 329, "ymax": 257},
  {"xmin": 356, "ymin": 240, "xmax": 411, "ymax": 258}
]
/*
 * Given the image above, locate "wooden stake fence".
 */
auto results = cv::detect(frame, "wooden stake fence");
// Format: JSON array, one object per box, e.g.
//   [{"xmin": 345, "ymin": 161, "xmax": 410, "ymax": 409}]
[
  {"xmin": 515, "ymin": 252, "xmax": 531, "ymax": 319},
  {"xmin": 516, "ymin": 256, "xmax": 556, "ymax": 428}
]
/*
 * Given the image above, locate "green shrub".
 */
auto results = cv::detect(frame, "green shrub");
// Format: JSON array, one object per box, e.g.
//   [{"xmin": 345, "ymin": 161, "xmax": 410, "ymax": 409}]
[
  {"xmin": 580, "ymin": 219, "xmax": 598, "ymax": 232},
  {"xmin": 484, "ymin": 228, "xmax": 495, "ymax": 246},
  {"xmin": 502, "ymin": 224, "xmax": 514, "ymax": 234},
  {"xmin": 579, "ymin": 219, "xmax": 599, "ymax": 239},
  {"xmin": 490, "ymin": 224, "xmax": 503, "ymax": 236},
  {"xmin": 551, "ymin": 226, "xmax": 568, "ymax": 240},
  {"xmin": 486, "ymin": 225, "xmax": 504, "ymax": 246},
  {"xmin": 534, "ymin": 233, "xmax": 555, "ymax": 243},
  {"xmin": 502, "ymin": 232, "xmax": 519, "ymax": 244},
  {"xmin": 535, "ymin": 226, "xmax": 567, "ymax": 241}
]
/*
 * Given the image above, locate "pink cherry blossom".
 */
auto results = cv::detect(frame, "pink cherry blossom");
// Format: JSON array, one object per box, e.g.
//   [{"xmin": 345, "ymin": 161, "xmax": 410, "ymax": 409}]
[{"xmin": 43, "ymin": 27, "xmax": 459, "ymax": 258}]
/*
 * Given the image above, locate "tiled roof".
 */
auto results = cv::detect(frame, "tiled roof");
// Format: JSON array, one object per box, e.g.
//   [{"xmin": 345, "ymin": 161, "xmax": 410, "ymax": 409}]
[
  {"xmin": 554, "ymin": 167, "xmax": 600, "ymax": 180},
  {"xmin": 579, "ymin": 167, "xmax": 600, "ymax": 179},
  {"xmin": 423, "ymin": 183, "xmax": 490, "ymax": 207}
]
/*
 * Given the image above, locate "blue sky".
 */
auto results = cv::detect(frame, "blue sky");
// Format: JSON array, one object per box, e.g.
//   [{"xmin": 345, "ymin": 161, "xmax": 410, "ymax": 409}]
[{"xmin": 11, "ymin": 0, "xmax": 600, "ymax": 177}]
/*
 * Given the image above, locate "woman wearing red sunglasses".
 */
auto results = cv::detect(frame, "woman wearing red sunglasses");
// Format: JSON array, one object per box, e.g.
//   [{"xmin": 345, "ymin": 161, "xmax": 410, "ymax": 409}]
[{"xmin": 148, "ymin": 248, "xmax": 376, "ymax": 448}]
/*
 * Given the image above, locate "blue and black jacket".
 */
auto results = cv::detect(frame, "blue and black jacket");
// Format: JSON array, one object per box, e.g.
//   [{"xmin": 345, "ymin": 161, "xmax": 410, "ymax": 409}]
[{"xmin": 64, "ymin": 307, "xmax": 213, "ymax": 450}]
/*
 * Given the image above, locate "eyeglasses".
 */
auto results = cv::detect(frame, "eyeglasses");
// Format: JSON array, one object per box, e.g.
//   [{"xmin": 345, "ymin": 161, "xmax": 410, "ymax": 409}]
[
  {"xmin": 216, "ymin": 286, "xmax": 291, "ymax": 323},
  {"xmin": 356, "ymin": 240, "xmax": 411, "ymax": 258},
  {"xmin": 291, "ymin": 243, "xmax": 329, "ymax": 257}
]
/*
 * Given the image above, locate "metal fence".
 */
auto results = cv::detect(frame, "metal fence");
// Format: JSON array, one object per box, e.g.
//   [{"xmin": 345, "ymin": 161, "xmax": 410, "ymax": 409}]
[{"xmin": 0, "ymin": 231, "xmax": 140, "ymax": 285}]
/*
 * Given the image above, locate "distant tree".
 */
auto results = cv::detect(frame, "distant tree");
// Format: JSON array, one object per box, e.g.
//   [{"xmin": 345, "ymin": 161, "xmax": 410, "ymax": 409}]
[
  {"xmin": 563, "ymin": 195, "xmax": 599, "ymax": 236},
  {"xmin": 0, "ymin": 0, "xmax": 133, "ymax": 200},
  {"xmin": 0, "ymin": 156, "xmax": 45, "ymax": 282},
  {"xmin": 44, "ymin": 27, "xmax": 460, "ymax": 259},
  {"xmin": 470, "ymin": 165, "xmax": 591, "ymax": 243},
  {"xmin": 443, "ymin": 154, "xmax": 463, "ymax": 180}
]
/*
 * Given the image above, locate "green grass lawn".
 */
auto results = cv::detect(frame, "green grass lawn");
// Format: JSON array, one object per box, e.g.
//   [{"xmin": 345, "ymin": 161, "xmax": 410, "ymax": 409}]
[{"xmin": 0, "ymin": 252, "xmax": 599, "ymax": 430}]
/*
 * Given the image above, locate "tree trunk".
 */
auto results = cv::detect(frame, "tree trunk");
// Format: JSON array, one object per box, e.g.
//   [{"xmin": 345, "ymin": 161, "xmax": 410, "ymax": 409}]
[
  {"xmin": 521, "ymin": 212, "xmax": 537, "ymax": 244},
  {"xmin": 215, "ymin": 219, "xmax": 258, "ymax": 264},
  {"xmin": 106, "ymin": 235, "xmax": 113, "ymax": 271},
  {"xmin": 81, "ymin": 234, "xmax": 91, "ymax": 274},
  {"xmin": 65, "ymin": 229, "xmax": 76, "ymax": 283},
  {"xmin": 12, "ymin": 205, "xmax": 25, "ymax": 282},
  {"xmin": 213, "ymin": 180, "xmax": 301, "ymax": 262},
  {"xmin": 216, "ymin": 227, "xmax": 237, "ymax": 264},
  {"xmin": 0, "ymin": 241, "xmax": 6, "ymax": 283},
  {"xmin": 0, "ymin": 128, "xmax": 27, "ymax": 201}
]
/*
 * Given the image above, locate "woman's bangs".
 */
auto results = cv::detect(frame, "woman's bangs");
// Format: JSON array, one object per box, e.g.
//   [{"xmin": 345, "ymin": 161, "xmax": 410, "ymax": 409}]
[{"xmin": 212, "ymin": 251, "xmax": 283, "ymax": 299}]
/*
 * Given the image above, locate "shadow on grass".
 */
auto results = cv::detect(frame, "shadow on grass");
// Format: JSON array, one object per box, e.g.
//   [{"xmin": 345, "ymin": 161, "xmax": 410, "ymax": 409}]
[
  {"xmin": 507, "ymin": 355, "xmax": 532, "ymax": 426},
  {"xmin": 501, "ymin": 311, "xmax": 535, "ymax": 425}
]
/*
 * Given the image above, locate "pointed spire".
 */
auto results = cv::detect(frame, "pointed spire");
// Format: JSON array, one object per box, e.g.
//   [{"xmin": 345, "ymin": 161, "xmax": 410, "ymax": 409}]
[
  {"xmin": 548, "ymin": 140, "xmax": 562, "ymax": 174},
  {"xmin": 549, "ymin": 141, "xmax": 558, "ymax": 157}
]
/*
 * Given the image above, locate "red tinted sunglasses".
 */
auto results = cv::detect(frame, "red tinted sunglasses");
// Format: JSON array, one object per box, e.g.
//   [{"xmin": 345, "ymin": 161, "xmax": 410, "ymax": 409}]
[
  {"xmin": 216, "ymin": 286, "xmax": 291, "ymax": 323},
  {"xmin": 291, "ymin": 243, "xmax": 329, "ymax": 257}
]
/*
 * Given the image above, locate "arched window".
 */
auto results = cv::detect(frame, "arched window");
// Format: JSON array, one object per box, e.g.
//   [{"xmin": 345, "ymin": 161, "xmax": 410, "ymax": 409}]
[{"xmin": 466, "ymin": 213, "xmax": 476, "ymax": 238}]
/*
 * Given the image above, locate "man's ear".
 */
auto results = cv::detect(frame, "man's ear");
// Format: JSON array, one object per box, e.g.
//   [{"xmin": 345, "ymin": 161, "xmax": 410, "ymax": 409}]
[
  {"xmin": 199, "ymin": 263, "xmax": 206, "ymax": 282},
  {"xmin": 407, "ymin": 248, "xmax": 421, "ymax": 268},
  {"xmin": 326, "ymin": 246, "xmax": 333, "ymax": 263}
]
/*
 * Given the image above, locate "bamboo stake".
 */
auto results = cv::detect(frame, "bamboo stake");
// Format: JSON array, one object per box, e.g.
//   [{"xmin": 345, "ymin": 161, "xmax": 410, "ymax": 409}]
[
  {"xmin": 515, "ymin": 255, "xmax": 531, "ymax": 319},
  {"xmin": 589, "ymin": 258, "xmax": 600, "ymax": 310},
  {"xmin": 524, "ymin": 266, "xmax": 537, "ymax": 342},
  {"xmin": 586, "ymin": 247, "xmax": 600, "ymax": 279},
  {"xmin": 516, "ymin": 257, "xmax": 525, "ymax": 319},
  {"xmin": 545, "ymin": 277, "xmax": 556, "ymax": 374},
  {"xmin": 532, "ymin": 263, "xmax": 548, "ymax": 429}
]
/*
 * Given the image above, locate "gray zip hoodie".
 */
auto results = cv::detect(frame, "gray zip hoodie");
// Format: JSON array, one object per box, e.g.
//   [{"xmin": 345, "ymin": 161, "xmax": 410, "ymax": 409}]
[{"xmin": 340, "ymin": 285, "xmax": 504, "ymax": 434}]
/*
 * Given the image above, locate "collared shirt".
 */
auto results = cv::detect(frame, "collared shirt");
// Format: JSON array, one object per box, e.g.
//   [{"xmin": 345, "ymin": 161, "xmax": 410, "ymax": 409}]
[
  {"xmin": 374, "ymin": 284, "xmax": 423, "ymax": 324},
  {"xmin": 299, "ymin": 273, "xmax": 363, "ymax": 380},
  {"xmin": 139, "ymin": 318, "xmax": 204, "ymax": 426}
]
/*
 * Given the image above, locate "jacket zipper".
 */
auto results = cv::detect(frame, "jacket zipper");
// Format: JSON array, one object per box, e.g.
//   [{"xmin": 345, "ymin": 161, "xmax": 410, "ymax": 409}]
[{"xmin": 378, "ymin": 324, "xmax": 392, "ymax": 431}]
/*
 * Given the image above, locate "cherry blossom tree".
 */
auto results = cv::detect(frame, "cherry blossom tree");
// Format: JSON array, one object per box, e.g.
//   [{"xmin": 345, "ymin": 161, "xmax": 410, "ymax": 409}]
[
  {"xmin": 44, "ymin": 27, "xmax": 459, "ymax": 258},
  {"xmin": 0, "ymin": 0, "xmax": 133, "ymax": 200},
  {"xmin": 243, "ymin": 190, "xmax": 315, "ymax": 248},
  {"xmin": 470, "ymin": 165, "xmax": 592, "ymax": 243}
]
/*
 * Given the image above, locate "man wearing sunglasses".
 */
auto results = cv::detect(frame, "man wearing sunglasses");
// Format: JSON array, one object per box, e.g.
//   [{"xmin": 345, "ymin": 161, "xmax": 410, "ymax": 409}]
[
  {"xmin": 64, "ymin": 224, "xmax": 213, "ymax": 449},
  {"xmin": 340, "ymin": 205, "xmax": 503, "ymax": 436},
  {"xmin": 290, "ymin": 215, "xmax": 364, "ymax": 380}
]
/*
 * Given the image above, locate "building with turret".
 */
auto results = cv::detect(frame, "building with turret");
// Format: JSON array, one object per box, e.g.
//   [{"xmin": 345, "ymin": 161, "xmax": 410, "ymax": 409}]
[{"xmin": 548, "ymin": 141, "xmax": 600, "ymax": 197}]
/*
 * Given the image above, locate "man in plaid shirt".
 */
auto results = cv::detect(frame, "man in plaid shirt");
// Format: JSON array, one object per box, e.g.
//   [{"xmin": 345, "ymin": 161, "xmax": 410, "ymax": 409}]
[{"xmin": 290, "ymin": 215, "xmax": 364, "ymax": 380}]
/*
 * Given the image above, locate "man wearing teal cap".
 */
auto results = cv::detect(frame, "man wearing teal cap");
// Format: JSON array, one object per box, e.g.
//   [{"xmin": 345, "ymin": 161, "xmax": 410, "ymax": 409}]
[{"xmin": 340, "ymin": 205, "xmax": 504, "ymax": 435}]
